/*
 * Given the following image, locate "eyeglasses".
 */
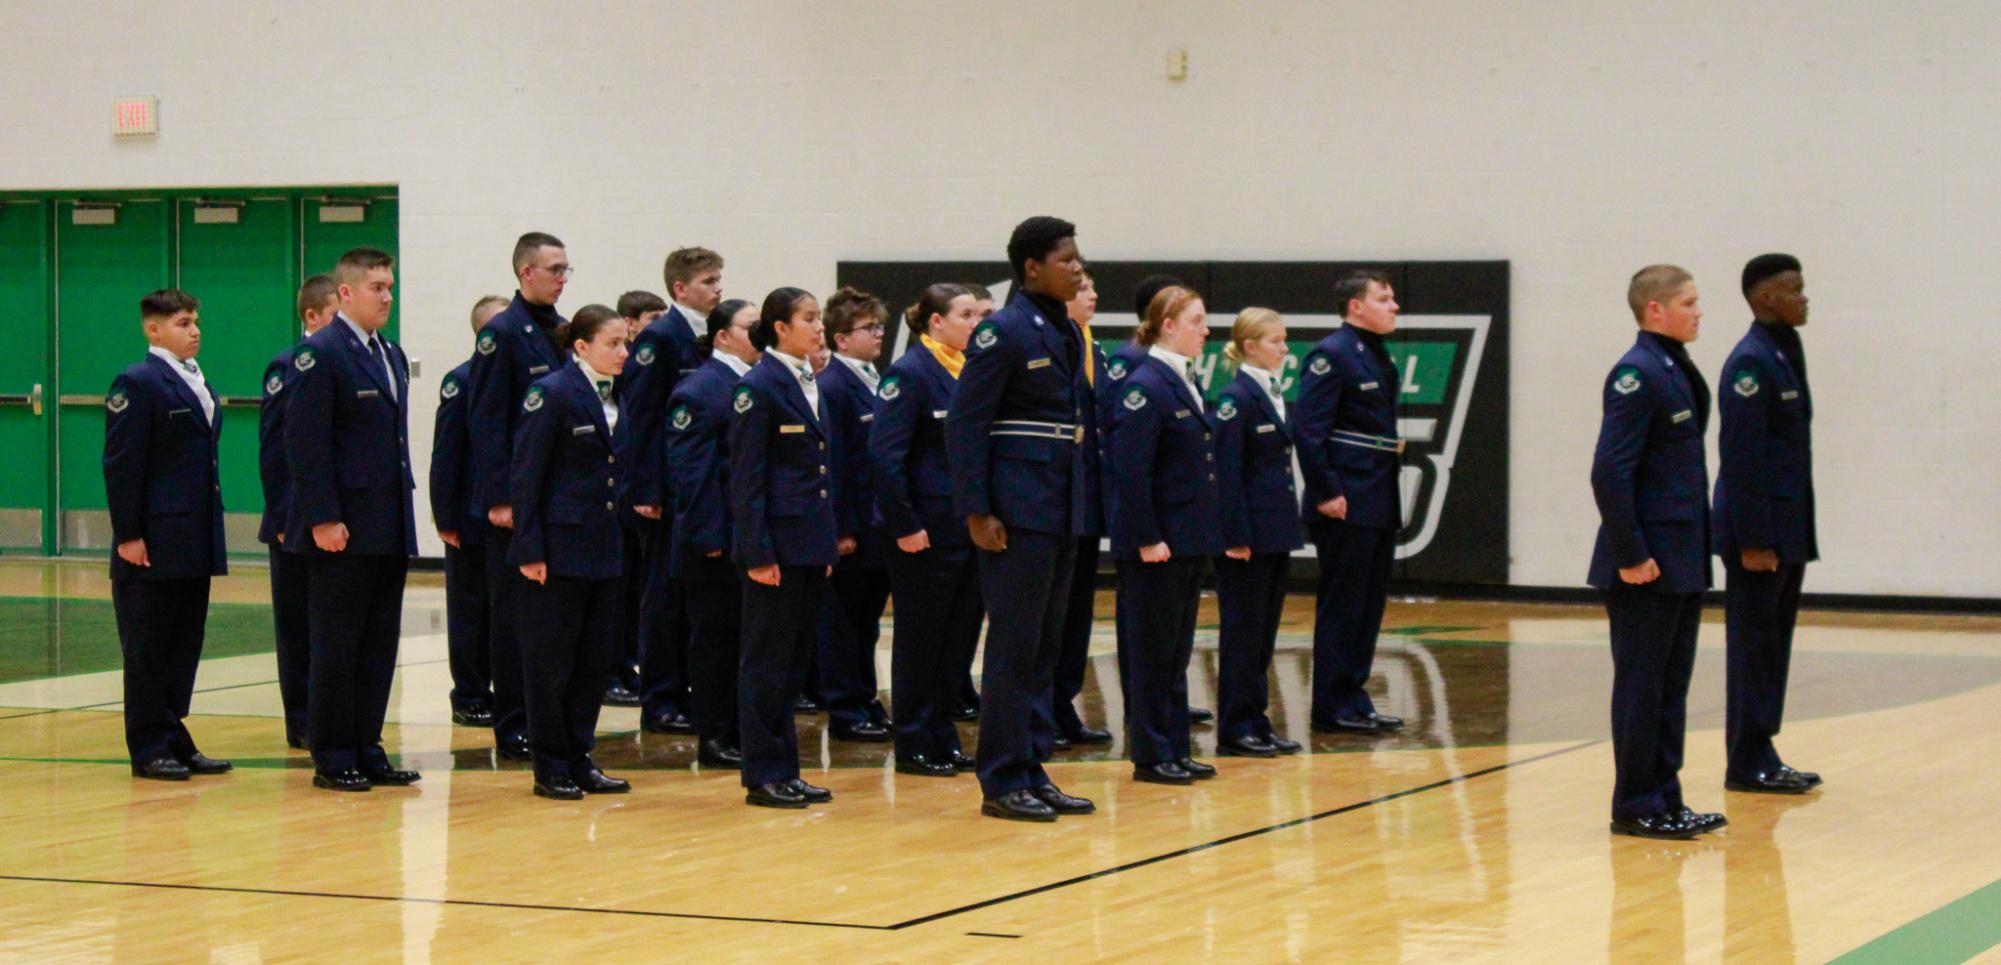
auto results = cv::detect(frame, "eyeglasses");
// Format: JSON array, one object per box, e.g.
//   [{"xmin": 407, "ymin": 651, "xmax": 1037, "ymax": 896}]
[
  {"xmin": 537, "ymin": 264, "xmax": 574, "ymax": 278},
  {"xmin": 858, "ymin": 323, "xmax": 885, "ymax": 334}
]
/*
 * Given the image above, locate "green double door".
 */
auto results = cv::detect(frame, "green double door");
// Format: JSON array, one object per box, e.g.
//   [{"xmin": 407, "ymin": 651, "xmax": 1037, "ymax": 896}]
[{"xmin": 0, "ymin": 189, "xmax": 397, "ymax": 557}]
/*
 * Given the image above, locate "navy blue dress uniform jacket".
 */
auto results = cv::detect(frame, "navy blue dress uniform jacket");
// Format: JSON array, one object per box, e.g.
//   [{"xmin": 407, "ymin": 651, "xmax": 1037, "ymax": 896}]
[
  {"xmin": 103, "ymin": 355, "xmax": 228, "ymax": 580},
  {"xmin": 1295, "ymin": 325, "xmax": 1403, "ymax": 532},
  {"xmin": 728, "ymin": 354, "xmax": 840, "ymax": 569},
  {"xmin": 428, "ymin": 360, "xmax": 483, "ymax": 547},
  {"xmin": 1214, "ymin": 368, "xmax": 1307, "ymax": 555},
  {"xmin": 467, "ymin": 294, "xmax": 569, "ymax": 515},
  {"xmin": 1095, "ymin": 340, "xmax": 1150, "ymax": 523},
  {"xmin": 1109, "ymin": 355, "xmax": 1226, "ymax": 559},
  {"xmin": 509, "ymin": 364, "xmax": 625, "ymax": 581},
  {"xmin": 622, "ymin": 306, "xmax": 705, "ymax": 511},
  {"xmin": 281, "ymin": 319, "xmax": 418, "ymax": 557},
  {"xmin": 1713, "ymin": 322, "xmax": 1817, "ymax": 564},
  {"xmin": 872, "ymin": 341, "xmax": 965, "ymax": 550},
  {"xmin": 257, "ymin": 346, "xmax": 299, "ymax": 546},
  {"xmin": 818, "ymin": 357, "xmax": 885, "ymax": 562},
  {"xmin": 1588, "ymin": 331, "xmax": 1713, "ymax": 594},
  {"xmin": 664, "ymin": 358, "xmax": 743, "ymax": 575},
  {"xmin": 944, "ymin": 290, "xmax": 1092, "ymax": 537}
]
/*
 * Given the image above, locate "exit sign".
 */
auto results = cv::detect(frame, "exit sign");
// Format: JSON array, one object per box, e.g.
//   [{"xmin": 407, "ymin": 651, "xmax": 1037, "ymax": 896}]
[{"xmin": 112, "ymin": 97, "xmax": 157, "ymax": 137}]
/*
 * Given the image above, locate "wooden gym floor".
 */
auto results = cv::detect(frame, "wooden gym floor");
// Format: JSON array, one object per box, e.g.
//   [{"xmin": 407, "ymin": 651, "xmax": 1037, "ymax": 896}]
[{"xmin": 1, "ymin": 559, "xmax": 1999, "ymax": 963}]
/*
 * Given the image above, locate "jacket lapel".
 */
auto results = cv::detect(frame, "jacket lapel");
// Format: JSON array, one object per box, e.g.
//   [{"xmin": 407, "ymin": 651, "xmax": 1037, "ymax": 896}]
[
  {"xmin": 764, "ymin": 357, "xmax": 825, "ymax": 436},
  {"xmin": 1237, "ymin": 369, "xmax": 1283, "ymax": 428},
  {"xmin": 336, "ymin": 320, "xmax": 397, "ymax": 403},
  {"xmin": 145, "ymin": 354, "xmax": 212, "ymax": 430}
]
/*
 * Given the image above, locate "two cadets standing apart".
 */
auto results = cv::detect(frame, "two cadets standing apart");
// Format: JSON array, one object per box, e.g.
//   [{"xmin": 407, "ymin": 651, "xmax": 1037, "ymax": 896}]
[
  {"xmin": 105, "ymin": 290, "xmax": 231, "ymax": 781},
  {"xmin": 429, "ymin": 294, "xmax": 510, "ymax": 728}
]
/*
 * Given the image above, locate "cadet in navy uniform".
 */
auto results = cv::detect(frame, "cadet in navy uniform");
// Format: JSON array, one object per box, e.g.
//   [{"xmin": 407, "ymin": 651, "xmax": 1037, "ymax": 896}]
[
  {"xmin": 466, "ymin": 232, "xmax": 572, "ymax": 760},
  {"xmin": 605, "ymin": 290, "xmax": 668, "ymax": 707},
  {"xmin": 1112, "ymin": 286, "xmax": 1231, "ymax": 785},
  {"xmin": 1046, "ymin": 264, "xmax": 1113, "ymax": 750},
  {"xmin": 259, "ymin": 274, "xmax": 339, "ymax": 750},
  {"xmin": 1212, "ymin": 308, "xmax": 1307, "ymax": 758},
  {"xmin": 104, "ymin": 289, "xmax": 231, "ymax": 781},
  {"xmin": 1294, "ymin": 270, "xmax": 1407, "ymax": 735},
  {"xmin": 510, "ymin": 305, "xmax": 634, "ymax": 800},
  {"xmin": 945, "ymin": 282, "xmax": 1000, "ymax": 721},
  {"xmin": 874, "ymin": 284, "xmax": 983, "ymax": 776},
  {"xmin": 1589, "ymin": 264, "xmax": 1725, "ymax": 839},
  {"xmin": 283, "ymin": 247, "xmax": 421, "ymax": 792},
  {"xmin": 729, "ymin": 288, "xmax": 840, "ymax": 809},
  {"xmin": 626, "ymin": 247, "xmax": 726, "ymax": 735},
  {"xmin": 944, "ymin": 216, "xmax": 1098, "ymax": 822},
  {"xmin": 430, "ymin": 294, "xmax": 509, "ymax": 728},
  {"xmin": 815, "ymin": 287, "xmax": 894, "ymax": 742},
  {"xmin": 1715, "ymin": 254, "xmax": 1823, "ymax": 795},
  {"xmin": 664, "ymin": 299, "xmax": 760, "ymax": 770}
]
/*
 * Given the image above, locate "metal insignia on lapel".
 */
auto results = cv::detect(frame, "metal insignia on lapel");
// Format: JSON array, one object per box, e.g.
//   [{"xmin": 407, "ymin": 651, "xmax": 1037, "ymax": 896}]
[
  {"xmin": 1216, "ymin": 398, "xmax": 1238, "ymax": 421},
  {"xmin": 1308, "ymin": 356, "xmax": 1331, "ymax": 376},
  {"xmin": 1733, "ymin": 371, "xmax": 1760, "ymax": 397},
  {"xmin": 733, "ymin": 387, "xmax": 754, "ymax": 413},
  {"xmin": 476, "ymin": 330, "xmax": 497, "ymax": 356},
  {"xmin": 1612, "ymin": 367, "xmax": 1641, "ymax": 395},
  {"xmin": 522, "ymin": 386, "xmax": 544, "ymax": 412},
  {"xmin": 1123, "ymin": 388, "xmax": 1147, "ymax": 411},
  {"xmin": 294, "ymin": 347, "xmax": 316, "ymax": 372},
  {"xmin": 106, "ymin": 390, "xmax": 129, "ymax": 413},
  {"xmin": 635, "ymin": 344, "xmax": 655, "ymax": 366},
  {"xmin": 879, "ymin": 377, "xmax": 900, "ymax": 401},
  {"xmin": 266, "ymin": 373, "xmax": 285, "ymax": 395},
  {"xmin": 670, "ymin": 405, "xmax": 692, "ymax": 430}
]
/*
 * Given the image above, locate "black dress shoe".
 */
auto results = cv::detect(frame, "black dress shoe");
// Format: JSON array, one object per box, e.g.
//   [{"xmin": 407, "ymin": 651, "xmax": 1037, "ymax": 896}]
[
  {"xmin": 363, "ymin": 765, "xmax": 421, "ymax": 787},
  {"xmin": 793, "ymin": 696, "xmax": 825, "ymax": 715},
  {"xmin": 133, "ymin": 757, "xmax": 190, "ymax": 781},
  {"xmin": 1178, "ymin": 757, "xmax": 1218, "ymax": 779},
  {"xmin": 747, "ymin": 781, "xmax": 808, "ymax": 809},
  {"xmin": 1189, "ymin": 706, "xmax": 1215, "ymax": 724},
  {"xmin": 1264, "ymin": 734, "xmax": 1304, "ymax": 755},
  {"xmin": 1776, "ymin": 764, "xmax": 1822, "ymax": 787},
  {"xmin": 641, "ymin": 712, "xmax": 695, "ymax": 734},
  {"xmin": 1134, "ymin": 762, "xmax": 1196, "ymax": 785},
  {"xmin": 183, "ymin": 752, "xmax": 233, "ymax": 775},
  {"xmin": 1610, "ymin": 811, "xmax": 1701, "ymax": 840},
  {"xmin": 1322, "ymin": 715, "xmax": 1384, "ymax": 733},
  {"xmin": 575, "ymin": 767, "xmax": 630, "ymax": 794},
  {"xmin": 947, "ymin": 750, "xmax": 976, "ymax": 771},
  {"xmin": 286, "ymin": 735, "xmax": 307, "ymax": 750},
  {"xmin": 786, "ymin": 778, "xmax": 832, "ymax": 803},
  {"xmin": 534, "ymin": 776, "xmax": 584, "ymax": 800},
  {"xmin": 1050, "ymin": 734, "xmax": 1072, "ymax": 751},
  {"xmin": 697, "ymin": 739, "xmax": 743, "ymax": 769},
  {"xmin": 1366, "ymin": 712, "xmax": 1404, "ymax": 731},
  {"xmin": 896, "ymin": 755, "xmax": 958, "ymax": 777},
  {"xmin": 1064, "ymin": 725, "xmax": 1113, "ymax": 744},
  {"xmin": 953, "ymin": 703, "xmax": 980, "ymax": 722},
  {"xmin": 1679, "ymin": 807, "xmax": 1728, "ymax": 833},
  {"xmin": 1726, "ymin": 769, "xmax": 1814, "ymax": 794},
  {"xmin": 830, "ymin": 720, "xmax": 891, "ymax": 742},
  {"xmin": 497, "ymin": 736, "xmax": 533, "ymax": 760},
  {"xmin": 451, "ymin": 704, "xmax": 494, "ymax": 727},
  {"xmin": 981, "ymin": 789, "xmax": 1056, "ymax": 822},
  {"xmin": 1218, "ymin": 735, "xmax": 1280, "ymax": 758},
  {"xmin": 602, "ymin": 685, "xmax": 642, "ymax": 708},
  {"xmin": 1031, "ymin": 783, "xmax": 1095, "ymax": 814},
  {"xmin": 314, "ymin": 769, "xmax": 372, "ymax": 792}
]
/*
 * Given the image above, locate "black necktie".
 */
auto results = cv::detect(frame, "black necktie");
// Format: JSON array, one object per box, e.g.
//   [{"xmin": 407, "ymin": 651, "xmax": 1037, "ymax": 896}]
[{"xmin": 368, "ymin": 336, "xmax": 396, "ymax": 401}]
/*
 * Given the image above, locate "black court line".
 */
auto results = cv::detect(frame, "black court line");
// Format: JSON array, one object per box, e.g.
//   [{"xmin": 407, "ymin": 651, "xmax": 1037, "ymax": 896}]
[
  {"xmin": 885, "ymin": 740, "xmax": 1602, "ymax": 930},
  {"xmin": 966, "ymin": 932, "xmax": 1022, "ymax": 939},
  {"xmin": 0, "ymin": 874, "xmax": 891, "ymax": 931}
]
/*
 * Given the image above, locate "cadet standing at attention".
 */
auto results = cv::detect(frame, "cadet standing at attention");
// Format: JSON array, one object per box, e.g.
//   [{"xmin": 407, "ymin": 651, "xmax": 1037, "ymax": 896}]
[
  {"xmin": 729, "ymin": 288, "xmax": 839, "ymax": 809},
  {"xmin": 605, "ymin": 290, "xmax": 668, "ymax": 708},
  {"xmin": 1295, "ymin": 270, "xmax": 1407, "ymax": 735},
  {"xmin": 467, "ymin": 232, "xmax": 572, "ymax": 760},
  {"xmin": 816, "ymin": 286, "xmax": 894, "ymax": 742},
  {"xmin": 1715, "ymin": 253, "xmax": 1823, "ymax": 795},
  {"xmin": 944, "ymin": 216, "xmax": 1097, "ymax": 823},
  {"xmin": 430, "ymin": 294, "xmax": 510, "ymax": 729},
  {"xmin": 1589, "ymin": 264, "xmax": 1725, "ymax": 839},
  {"xmin": 284, "ymin": 247, "xmax": 420, "ymax": 792},
  {"xmin": 509, "ymin": 305, "xmax": 634, "ymax": 800},
  {"xmin": 105, "ymin": 289, "xmax": 231, "ymax": 781},
  {"xmin": 1047, "ymin": 263, "xmax": 1113, "ymax": 750},
  {"xmin": 260, "ymin": 274, "xmax": 339, "ymax": 750}
]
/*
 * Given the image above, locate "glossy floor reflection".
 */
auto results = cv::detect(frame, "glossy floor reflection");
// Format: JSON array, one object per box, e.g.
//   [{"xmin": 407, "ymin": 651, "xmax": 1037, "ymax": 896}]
[{"xmin": 2, "ymin": 559, "xmax": 1999, "ymax": 961}]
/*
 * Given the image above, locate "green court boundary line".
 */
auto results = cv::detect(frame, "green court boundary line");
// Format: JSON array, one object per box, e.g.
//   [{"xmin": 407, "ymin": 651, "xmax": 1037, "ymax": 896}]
[{"xmin": 1830, "ymin": 877, "xmax": 2001, "ymax": 965}]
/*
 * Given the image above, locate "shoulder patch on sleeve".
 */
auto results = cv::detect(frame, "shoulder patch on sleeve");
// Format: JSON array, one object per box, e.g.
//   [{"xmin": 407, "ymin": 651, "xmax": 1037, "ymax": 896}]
[
  {"xmin": 1307, "ymin": 355, "xmax": 1331, "ymax": 376},
  {"xmin": 439, "ymin": 374, "xmax": 460, "ymax": 400},
  {"xmin": 293, "ymin": 346, "xmax": 316, "ymax": 372},
  {"xmin": 1106, "ymin": 357, "xmax": 1128, "ymax": 380},
  {"xmin": 476, "ymin": 329, "xmax": 498, "ymax": 355},
  {"xmin": 522, "ymin": 384, "xmax": 545, "ymax": 412},
  {"xmin": 266, "ymin": 372, "xmax": 285, "ymax": 396},
  {"xmin": 733, "ymin": 385, "xmax": 755, "ymax": 413},
  {"xmin": 634, "ymin": 342, "xmax": 656, "ymax": 367},
  {"xmin": 106, "ymin": 388, "xmax": 129, "ymax": 413},
  {"xmin": 1123, "ymin": 386, "xmax": 1148, "ymax": 411},
  {"xmin": 670, "ymin": 403, "xmax": 692, "ymax": 430},
  {"xmin": 1215, "ymin": 397, "xmax": 1238, "ymax": 421},
  {"xmin": 972, "ymin": 324, "xmax": 998, "ymax": 350},
  {"xmin": 1732, "ymin": 370, "xmax": 1760, "ymax": 397},
  {"xmin": 879, "ymin": 375, "xmax": 901, "ymax": 401},
  {"xmin": 1612, "ymin": 366, "xmax": 1642, "ymax": 395}
]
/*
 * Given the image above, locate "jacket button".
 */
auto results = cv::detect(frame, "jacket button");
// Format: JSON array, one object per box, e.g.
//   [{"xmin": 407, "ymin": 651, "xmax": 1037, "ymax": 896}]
[
  {"xmin": 605, "ymin": 501, "xmax": 615, "ymax": 511},
  {"xmin": 1204, "ymin": 433, "xmax": 1212, "ymax": 441},
  {"xmin": 818, "ymin": 442, "xmax": 826, "ymax": 451},
  {"xmin": 607, "ymin": 455, "xmax": 615, "ymax": 464},
  {"xmin": 606, "ymin": 478, "xmax": 615, "ymax": 488},
  {"xmin": 1205, "ymin": 453, "xmax": 1213, "ymax": 461},
  {"xmin": 819, "ymin": 489, "xmax": 828, "ymax": 499},
  {"xmin": 818, "ymin": 465, "xmax": 827, "ymax": 474}
]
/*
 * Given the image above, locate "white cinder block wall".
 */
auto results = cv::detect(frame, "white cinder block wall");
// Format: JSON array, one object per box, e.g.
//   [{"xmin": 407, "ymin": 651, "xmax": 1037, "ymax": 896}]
[{"xmin": 3, "ymin": 1, "xmax": 1996, "ymax": 597}]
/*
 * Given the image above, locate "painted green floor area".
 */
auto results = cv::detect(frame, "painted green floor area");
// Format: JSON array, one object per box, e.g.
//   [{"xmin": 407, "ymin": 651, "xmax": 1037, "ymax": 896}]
[{"xmin": 0, "ymin": 596, "xmax": 275, "ymax": 685}]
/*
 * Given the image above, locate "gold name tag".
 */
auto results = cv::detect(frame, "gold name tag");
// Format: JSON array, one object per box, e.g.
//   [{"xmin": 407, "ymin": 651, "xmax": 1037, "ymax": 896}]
[
  {"xmin": 528, "ymin": 365, "xmax": 550, "ymax": 375},
  {"xmin": 779, "ymin": 424, "xmax": 807, "ymax": 434},
  {"xmin": 1174, "ymin": 410, "xmax": 1191, "ymax": 419},
  {"xmin": 1781, "ymin": 390, "xmax": 1800, "ymax": 400},
  {"xmin": 1671, "ymin": 410, "xmax": 1693, "ymax": 423},
  {"xmin": 572, "ymin": 425, "xmax": 596, "ymax": 436},
  {"xmin": 1359, "ymin": 381, "xmax": 1379, "ymax": 391},
  {"xmin": 357, "ymin": 389, "xmax": 379, "ymax": 398},
  {"xmin": 931, "ymin": 409, "xmax": 949, "ymax": 419},
  {"xmin": 1255, "ymin": 424, "xmax": 1277, "ymax": 434},
  {"xmin": 859, "ymin": 414, "xmax": 874, "ymax": 423},
  {"xmin": 1026, "ymin": 357, "xmax": 1052, "ymax": 370}
]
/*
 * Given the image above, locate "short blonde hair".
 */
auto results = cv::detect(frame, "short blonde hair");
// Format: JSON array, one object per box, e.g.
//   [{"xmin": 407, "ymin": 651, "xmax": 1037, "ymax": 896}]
[
  {"xmin": 1222, "ymin": 307, "xmax": 1284, "ymax": 364},
  {"xmin": 1627, "ymin": 264, "xmax": 1693, "ymax": 322}
]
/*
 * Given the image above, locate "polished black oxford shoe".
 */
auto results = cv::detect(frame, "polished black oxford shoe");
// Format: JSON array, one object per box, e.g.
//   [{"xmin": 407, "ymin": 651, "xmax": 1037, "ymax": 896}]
[
  {"xmin": 183, "ymin": 752, "xmax": 233, "ymax": 775},
  {"xmin": 1726, "ymin": 769, "xmax": 1814, "ymax": 795},
  {"xmin": 451, "ymin": 703, "xmax": 494, "ymax": 727},
  {"xmin": 830, "ymin": 720, "xmax": 891, "ymax": 742},
  {"xmin": 1178, "ymin": 758, "xmax": 1218, "ymax": 779},
  {"xmin": 1217, "ymin": 735, "xmax": 1280, "ymax": 758},
  {"xmin": 1064, "ymin": 725, "xmax": 1113, "ymax": 744},
  {"xmin": 1776, "ymin": 764, "xmax": 1822, "ymax": 787},
  {"xmin": 947, "ymin": 750, "xmax": 976, "ymax": 771},
  {"xmin": 952, "ymin": 703, "xmax": 980, "ymax": 722},
  {"xmin": 792, "ymin": 696, "xmax": 825, "ymax": 715},
  {"xmin": 1031, "ymin": 784, "xmax": 1095, "ymax": 815},
  {"xmin": 363, "ymin": 765, "xmax": 421, "ymax": 787},
  {"xmin": 787, "ymin": 778, "xmax": 832, "ymax": 803},
  {"xmin": 1679, "ymin": 808, "xmax": 1728, "ymax": 834},
  {"xmin": 1134, "ymin": 761, "xmax": 1196, "ymax": 785},
  {"xmin": 1189, "ymin": 707, "xmax": 1214, "ymax": 724},
  {"xmin": 1050, "ymin": 734, "xmax": 1072, "ymax": 751},
  {"xmin": 285, "ymin": 735, "xmax": 307, "ymax": 750},
  {"xmin": 575, "ymin": 767, "xmax": 629, "ymax": 794},
  {"xmin": 896, "ymin": 755, "xmax": 958, "ymax": 777},
  {"xmin": 747, "ymin": 781, "xmax": 808, "ymax": 809},
  {"xmin": 534, "ymin": 776, "xmax": 584, "ymax": 800},
  {"xmin": 641, "ymin": 712, "xmax": 695, "ymax": 735},
  {"xmin": 497, "ymin": 736, "xmax": 533, "ymax": 760},
  {"xmin": 601, "ymin": 685, "xmax": 642, "ymax": 708},
  {"xmin": 314, "ymin": 769, "xmax": 372, "ymax": 792},
  {"xmin": 697, "ymin": 739, "xmax": 743, "ymax": 769},
  {"xmin": 1265, "ymin": 734, "xmax": 1304, "ymax": 755},
  {"xmin": 133, "ymin": 757, "xmax": 190, "ymax": 781},
  {"xmin": 1610, "ymin": 812, "xmax": 1701, "ymax": 840},
  {"xmin": 981, "ymin": 789, "xmax": 1056, "ymax": 822}
]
